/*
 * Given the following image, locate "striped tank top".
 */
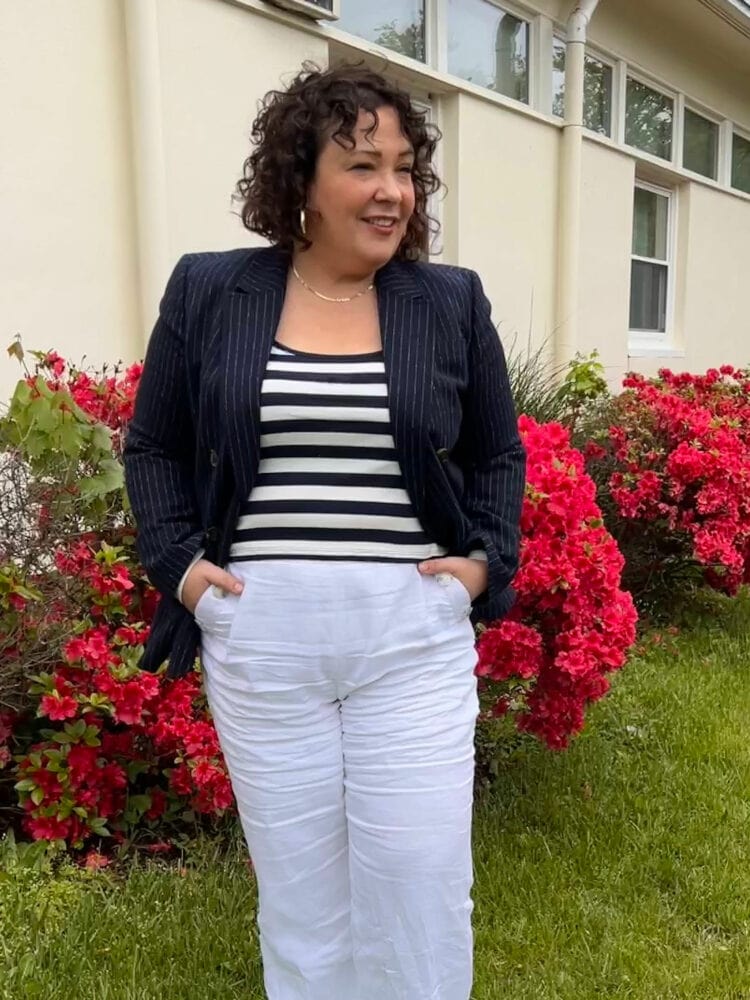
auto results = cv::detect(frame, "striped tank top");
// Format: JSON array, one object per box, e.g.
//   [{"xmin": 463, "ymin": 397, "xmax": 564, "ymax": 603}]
[{"xmin": 227, "ymin": 341, "xmax": 447, "ymax": 563}]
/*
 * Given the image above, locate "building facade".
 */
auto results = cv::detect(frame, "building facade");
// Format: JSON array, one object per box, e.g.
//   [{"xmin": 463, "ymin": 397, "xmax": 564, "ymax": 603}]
[{"xmin": 2, "ymin": 0, "xmax": 749, "ymax": 402}]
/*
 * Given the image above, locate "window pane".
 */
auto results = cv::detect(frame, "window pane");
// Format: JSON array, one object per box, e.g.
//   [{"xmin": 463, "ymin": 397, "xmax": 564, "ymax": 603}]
[
  {"xmin": 338, "ymin": 0, "xmax": 425, "ymax": 62},
  {"xmin": 632, "ymin": 187, "xmax": 668, "ymax": 260},
  {"xmin": 731, "ymin": 132, "xmax": 750, "ymax": 194},
  {"xmin": 683, "ymin": 109, "xmax": 718, "ymax": 179},
  {"xmin": 625, "ymin": 77, "xmax": 673, "ymax": 160},
  {"xmin": 630, "ymin": 261, "xmax": 668, "ymax": 332},
  {"xmin": 583, "ymin": 55, "xmax": 612, "ymax": 136},
  {"xmin": 552, "ymin": 37, "xmax": 566, "ymax": 118},
  {"xmin": 448, "ymin": 0, "xmax": 529, "ymax": 104}
]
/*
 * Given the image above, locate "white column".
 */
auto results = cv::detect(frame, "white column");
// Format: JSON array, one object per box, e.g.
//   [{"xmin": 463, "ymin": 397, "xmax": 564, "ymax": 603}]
[{"xmin": 124, "ymin": 0, "xmax": 171, "ymax": 348}]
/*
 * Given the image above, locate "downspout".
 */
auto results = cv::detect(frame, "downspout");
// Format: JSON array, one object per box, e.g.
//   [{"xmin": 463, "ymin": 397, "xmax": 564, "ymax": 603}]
[
  {"xmin": 123, "ymin": 0, "xmax": 171, "ymax": 350},
  {"xmin": 554, "ymin": 0, "xmax": 602, "ymax": 368}
]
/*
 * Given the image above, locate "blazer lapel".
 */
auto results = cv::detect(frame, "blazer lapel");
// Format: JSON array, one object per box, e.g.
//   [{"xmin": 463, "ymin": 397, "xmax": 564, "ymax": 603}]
[
  {"xmin": 376, "ymin": 260, "xmax": 435, "ymax": 515},
  {"xmin": 221, "ymin": 246, "xmax": 289, "ymax": 502}
]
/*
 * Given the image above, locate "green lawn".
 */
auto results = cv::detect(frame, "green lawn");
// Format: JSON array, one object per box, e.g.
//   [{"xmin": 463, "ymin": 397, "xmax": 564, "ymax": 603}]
[{"xmin": 2, "ymin": 595, "xmax": 750, "ymax": 999}]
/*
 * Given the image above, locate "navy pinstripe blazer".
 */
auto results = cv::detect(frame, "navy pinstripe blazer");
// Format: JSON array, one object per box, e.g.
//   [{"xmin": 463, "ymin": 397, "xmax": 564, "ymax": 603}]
[{"xmin": 123, "ymin": 245, "xmax": 526, "ymax": 679}]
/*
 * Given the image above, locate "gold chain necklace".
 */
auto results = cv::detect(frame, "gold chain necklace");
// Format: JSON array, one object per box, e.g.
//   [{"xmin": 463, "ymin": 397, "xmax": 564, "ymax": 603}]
[{"xmin": 292, "ymin": 263, "xmax": 374, "ymax": 303}]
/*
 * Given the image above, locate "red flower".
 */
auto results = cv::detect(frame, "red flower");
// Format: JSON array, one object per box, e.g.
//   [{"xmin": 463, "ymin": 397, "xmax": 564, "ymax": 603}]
[{"xmin": 39, "ymin": 693, "xmax": 78, "ymax": 720}]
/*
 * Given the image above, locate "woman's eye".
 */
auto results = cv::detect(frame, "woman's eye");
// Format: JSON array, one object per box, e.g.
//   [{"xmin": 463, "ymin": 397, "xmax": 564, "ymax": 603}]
[{"xmin": 351, "ymin": 163, "xmax": 373, "ymax": 171}]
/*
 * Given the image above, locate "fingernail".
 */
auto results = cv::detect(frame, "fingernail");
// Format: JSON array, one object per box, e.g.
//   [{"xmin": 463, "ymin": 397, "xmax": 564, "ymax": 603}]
[{"xmin": 233, "ymin": 582, "xmax": 243, "ymax": 593}]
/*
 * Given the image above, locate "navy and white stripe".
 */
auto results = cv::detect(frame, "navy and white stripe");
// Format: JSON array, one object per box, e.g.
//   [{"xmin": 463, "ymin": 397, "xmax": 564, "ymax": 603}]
[{"xmin": 229, "ymin": 343, "xmax": 446, "ymax": 562}]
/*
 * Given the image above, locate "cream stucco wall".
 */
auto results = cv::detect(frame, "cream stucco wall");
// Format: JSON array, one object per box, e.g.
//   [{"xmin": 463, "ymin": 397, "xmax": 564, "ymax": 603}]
[
  {"xmin": 441, "ymin": 93, "xmax": 560, "ymax": 361},
  {"xmin": 577, "ymin": 140, "xmax": 635, "ymax": 387},
  {"xmin": 1, "ymin": 0, "xmax": 139, "ymax": 406},
  {"xmin": 156, "ymin": 0, "xmax": 327, "ymax": 260}
]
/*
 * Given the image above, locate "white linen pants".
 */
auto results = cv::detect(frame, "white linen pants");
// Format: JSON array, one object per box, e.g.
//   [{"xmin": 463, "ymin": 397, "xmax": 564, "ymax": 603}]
[{"xmin": 196, "ymin": 560, "xmax": 480, "ymax": 1000}]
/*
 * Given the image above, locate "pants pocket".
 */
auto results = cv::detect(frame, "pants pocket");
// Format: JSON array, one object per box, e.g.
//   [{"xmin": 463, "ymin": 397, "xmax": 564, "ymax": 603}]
[
  {"xmin": 430, "ymin": 572, "xmax": 473, "ymax": 624},
  {"xmin": 194, "ymin": 583, "xmax": 242, "ymax": 636}
]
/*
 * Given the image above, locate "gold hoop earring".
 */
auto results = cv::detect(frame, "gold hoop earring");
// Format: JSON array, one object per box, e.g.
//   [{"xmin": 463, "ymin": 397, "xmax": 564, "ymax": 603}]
[{"xmin": 300, "ymin": 208, "xmax": 307, "ymax": 237}]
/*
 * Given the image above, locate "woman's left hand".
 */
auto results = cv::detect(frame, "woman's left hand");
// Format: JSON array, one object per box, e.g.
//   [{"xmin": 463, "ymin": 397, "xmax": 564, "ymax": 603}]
[{"xmin": 417, "ymin": 556, "xmax": 488, "ymax": 601}]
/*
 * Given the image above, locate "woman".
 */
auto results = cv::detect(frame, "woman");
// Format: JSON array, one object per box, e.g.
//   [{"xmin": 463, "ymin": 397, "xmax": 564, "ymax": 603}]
[{"xmin": 124, "ymin": 63, "xmax": 525, "ymax": 1000}]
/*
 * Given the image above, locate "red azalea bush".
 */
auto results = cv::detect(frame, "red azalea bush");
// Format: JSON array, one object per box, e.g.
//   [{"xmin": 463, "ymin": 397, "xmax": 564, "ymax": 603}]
[
  {"xmin": 1, "ymin": 349, "xmax": 233, "ymax": 853},
  {"xmin": 581, "ymin": 366, "xmax": 750, "ymax": 612},
  {"xmin": 1, "ymin": 346, "xmax": 637, "ymax": 852},
  {"xmin": 475, "ymin": 416, "xmax": 638, "ymax": 750}
]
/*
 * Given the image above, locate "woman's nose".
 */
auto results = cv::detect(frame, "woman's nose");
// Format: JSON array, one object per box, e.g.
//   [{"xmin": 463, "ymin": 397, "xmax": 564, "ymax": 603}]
[{"xmin": 375, "ymin": 171, "xmax": 402, "ymax": 203}]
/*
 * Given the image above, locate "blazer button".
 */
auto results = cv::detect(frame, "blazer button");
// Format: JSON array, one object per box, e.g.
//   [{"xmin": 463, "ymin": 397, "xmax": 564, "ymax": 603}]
[
  {"xmin": 209, "ymin": 449, "xmax": 219, "ymax": 467},
  {"xmin": 205, "ymin": 526, "xmax": 218, "ymax": 542},
  {"xmin": 436, "ymin": 447, "xmax": 450, "ymax": 463}
]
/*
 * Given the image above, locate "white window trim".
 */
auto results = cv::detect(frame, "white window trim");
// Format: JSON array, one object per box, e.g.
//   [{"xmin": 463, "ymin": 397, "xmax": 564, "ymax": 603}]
[
  {"xmin": 628, "ymin": 180, "xmax": 676, "ymax": 353},
  {"xmin": 730, "ymin": 124, "xmax": 750, "ymax": 194},
  {"xmin": 412, "ymin": 95, "xmax": 445, "ymax": 259},
  {"xmin": 581, "ymin": 45, "xmax": 618, "ymax": 138},
  {"xmin": 718, "ymin": 119, "xmax": 734, "ymax": 187},
  {"xmin": 483, "ymin": 0, "xmax": 537, "ymax": 108},
  {"xmin": 548, "ymin": 31, "xmax": 566, "ymax": 119},
  {"xmin": 428, "ymin": 0, "xmax": 446, "ymax": 72},
  {"xmin": 681, "ymin": 102, "xmax": 722, "ymax": 181},
  {"xmin": 622, "ymin": 69, "xmax": 678, "ymax": 165}
]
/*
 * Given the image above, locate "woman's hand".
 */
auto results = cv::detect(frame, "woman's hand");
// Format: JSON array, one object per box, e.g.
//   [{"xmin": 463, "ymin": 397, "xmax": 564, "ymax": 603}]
[
  {"xmin": 417, "ymin": 556, "xmax": 488, "ymax": 601},
  {"xmin": 181, "ymin": 559, "xmax": 245, "ymax": 615}
]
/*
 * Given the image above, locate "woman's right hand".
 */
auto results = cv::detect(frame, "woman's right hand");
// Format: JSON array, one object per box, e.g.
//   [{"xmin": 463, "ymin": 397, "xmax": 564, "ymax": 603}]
[{"xmin": 181, "ymin": 559, "xmax": 244, "ymax": 615}]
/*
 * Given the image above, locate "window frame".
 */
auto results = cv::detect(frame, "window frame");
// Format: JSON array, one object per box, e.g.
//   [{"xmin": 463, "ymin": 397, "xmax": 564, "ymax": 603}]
[
  {"xmin": 581, "ymin": 47, "xmax": 616, "ymax": 138},
  {"xmin": 681, "ymin": 102, "xmax": 722, "ymax": 181},
  {"xmin": 628, "ymin": 179, "xmax": 676, "ymax": 349},
  {"xmin": 443, "ymin": 0, "xmax": 535, "ymax": 107},
  {"xmin": 412, "ymin": 94, "xmax": 445, "ymax": 260},
  {"xmin": 550, "ymin": 31, "xmax": 566, "ymax": 120},
  {"xmin": 335, "ymin": 0, "xmax": 430, "ymax": 65},
  {"xmin": 622, "ymin": 70, "xmax": 677, "ymax": 164},
  {"xmin": 730, "ymin": 125, "xmax": 750, "ymax": 195}
]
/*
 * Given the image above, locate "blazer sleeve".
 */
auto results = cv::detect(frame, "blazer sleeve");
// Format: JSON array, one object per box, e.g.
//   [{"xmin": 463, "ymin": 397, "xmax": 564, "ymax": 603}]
[
  {"xmin": 457, "ymin": 270, "xmax": 526, "ymax": 619},
  {"xmin": 123, "ymin": 255, "xmax": 205, "ymax": 597}
]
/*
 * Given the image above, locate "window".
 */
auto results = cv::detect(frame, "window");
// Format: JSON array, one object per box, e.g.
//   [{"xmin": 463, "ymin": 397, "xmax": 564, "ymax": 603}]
[
  {"xmin": 550, "ymin": 46, "xmax": 612, "ymax": 135},
  {"xmin": 552, "ymin": 36, "xmax": 565, "ymax": 118},
  {"xmin": 682, "ymin": 108, "xmax": 719, "ymax": 179},
  {"xmin": 630, "ymin": 183, "xmax": 672, "ymax": 335},
  {"xmin": 447, "ymin": 0, "xmax": 529, "ymax": 104},
  {"xmin": 731, "ymin": 131, "xmax": 750, "ymax": 194},
  {"xmin": 625, "ymin": 77, "xmax": 673, "ymax": 161},
  {"xmin": 583, "ymin": 54, "xmax": 612, "ymax": 136},
  {"xmin": 337, "ymin": 0, "xmax": 425, "ymax": 61}
]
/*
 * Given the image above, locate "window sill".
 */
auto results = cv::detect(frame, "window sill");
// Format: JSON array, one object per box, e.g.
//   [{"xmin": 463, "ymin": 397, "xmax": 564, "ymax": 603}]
[{"xmin": 627, "ymin": 344, "xmax": 686, "ymax": 358}]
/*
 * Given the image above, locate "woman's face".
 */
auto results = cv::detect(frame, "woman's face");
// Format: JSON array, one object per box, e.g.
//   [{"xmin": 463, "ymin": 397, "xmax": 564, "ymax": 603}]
[{"xmin": 304, "ymin": 105, "xmax": 416, "ymax": 272}]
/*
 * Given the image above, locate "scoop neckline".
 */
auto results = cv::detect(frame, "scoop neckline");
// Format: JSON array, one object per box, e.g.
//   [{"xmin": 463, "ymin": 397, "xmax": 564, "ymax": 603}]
[{"xmin": 273, "ymin": 339, "xmax": 383, "ymax": 361}]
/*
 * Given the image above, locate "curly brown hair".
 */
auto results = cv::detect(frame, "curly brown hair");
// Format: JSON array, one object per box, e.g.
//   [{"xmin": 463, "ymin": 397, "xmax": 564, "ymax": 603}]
[{"xmin": 234, "ymin": 62, "xmax": 442, "ymax": 261}]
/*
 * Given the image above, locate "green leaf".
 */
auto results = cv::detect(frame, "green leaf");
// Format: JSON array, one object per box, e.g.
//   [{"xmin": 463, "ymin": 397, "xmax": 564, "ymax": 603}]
[
  {"xmin": 7, "ymin": 338, "xmax": 24, "ymax": 363},
  {"xmin": 91, "ymin": 423, "xmax": 113, "ymax": 452},
  {"xmin": 30, "ymin": 787, "xmax": 44, "ymax": 806},
  {"xmin": 67, "ymin": 719, "xmax": 86, "ymax": 740},
  {"xmin": 79, "ymin": 459, "xmax": 124, "ymax": 499},
  {"xmin": 128, "ymin": 794, "xmax": 152, "ymax": 814},
  {"xmin": 59, "ymin": 419, "xmax": 85, "ymax": 458}
]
